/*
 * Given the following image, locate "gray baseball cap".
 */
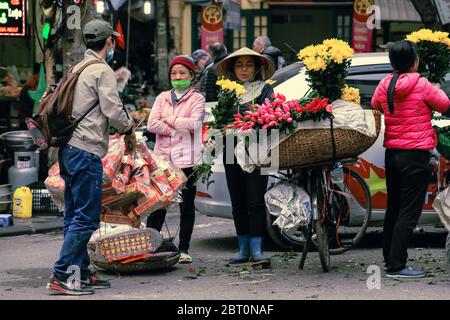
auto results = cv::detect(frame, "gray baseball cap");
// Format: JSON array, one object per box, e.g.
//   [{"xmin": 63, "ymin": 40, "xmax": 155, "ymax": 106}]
[{"xmin": 83, "ymin": 19, "xmax": 120, "ymax": 43}]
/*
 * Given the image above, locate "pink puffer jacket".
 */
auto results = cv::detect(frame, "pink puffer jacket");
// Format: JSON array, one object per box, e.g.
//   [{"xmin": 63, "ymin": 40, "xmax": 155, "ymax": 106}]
[
  {"xmin": 371, "ymin": 73, "xmax": 449, "ymax": 150},
  {"xmin": 147, "ymin": 89, "xmax": 205, "ymax": 169}
]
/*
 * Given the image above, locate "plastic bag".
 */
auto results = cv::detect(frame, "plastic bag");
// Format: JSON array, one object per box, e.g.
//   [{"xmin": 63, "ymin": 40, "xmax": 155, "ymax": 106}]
[
  {"xmin": 44, "ymin": 163, "xmax": 65, "ymax": 212},
  {"xmin": 264, "ymin": 182, "xmax": 312, "ymax": 231},
  {"xmin": 432, "ymin": 187, "xmax": 450, "ymax": 231},
  {"xmin": 89, "ymin": 222, "xmax": 135, "ymax": 245}
]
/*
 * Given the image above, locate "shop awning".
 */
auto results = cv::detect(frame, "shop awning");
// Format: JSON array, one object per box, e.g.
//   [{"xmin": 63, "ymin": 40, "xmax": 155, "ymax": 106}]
[{"xmin": 375, "ymin": 0, "xmax": 421, "ymax": 22}]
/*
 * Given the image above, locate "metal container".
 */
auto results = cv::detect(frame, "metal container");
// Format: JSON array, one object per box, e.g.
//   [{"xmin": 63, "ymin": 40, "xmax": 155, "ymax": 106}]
[
  {"xmin": 8, "ymin": 153, "xmax": 38, "ymax": 192},
  {"xmin": 0, "ymin": 130, "xmax": 37, "ymax": 153},
  {"xmin": 0, "ymin": 131, "xmax": 37, "ymax": 186}
]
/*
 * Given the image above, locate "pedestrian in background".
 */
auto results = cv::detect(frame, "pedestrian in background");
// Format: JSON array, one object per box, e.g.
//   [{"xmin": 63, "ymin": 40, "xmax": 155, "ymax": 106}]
[
  {"xmin": 200, "ymin": 42, "xmax": 228, "ymax": 102},
  {"xmin": 18, "ymin": 67, "xmax": 39, "ymax": 130},
  {"xmin": 146, "ymin": 55, "xmax": 205, "ymax": 264},
  {"xmin": 371, "ymin": 40, "xmax": 450, "ymax": 279},
  {"xmin": 47, "ymin": 19, "xmax": 136, "ymax": 296},
  {"xmin": 216, "ymin": 47, "xmax": 276, "ymax": 267},
  {"xmin": 191, "ymin": 49, "xmax": 210, "ymax": 89},
  {"xmin": 253, "ymin": 36, "xmax": 286, "ymax": 70}
]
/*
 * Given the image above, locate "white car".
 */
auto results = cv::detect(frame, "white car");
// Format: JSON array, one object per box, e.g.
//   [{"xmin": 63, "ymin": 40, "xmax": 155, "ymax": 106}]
[{"xmin": 195, "ymin": 53, "xmax": 450, "ymax": 249}]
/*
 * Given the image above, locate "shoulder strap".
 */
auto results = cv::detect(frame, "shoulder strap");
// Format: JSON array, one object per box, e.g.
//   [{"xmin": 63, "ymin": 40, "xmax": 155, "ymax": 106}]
[
  {"xmin": 71, "ymin": 59, "xmax": 104, "ymax": 75},
  {"xmin": 70, "ymin": 60, "xmax": 103, "ymax": 124},
  {"xmin": 75, "ymin": 99, "xmax": 100, "ymax": 125}
]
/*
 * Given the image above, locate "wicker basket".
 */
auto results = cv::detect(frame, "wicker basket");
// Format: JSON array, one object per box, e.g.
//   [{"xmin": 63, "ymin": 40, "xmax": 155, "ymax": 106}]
[
  {"xmin": 278, "ymin": 111, "xmax": 381, "ymax": 169},
  {"xmin": 91, "ymin": 251, "xmax": 180, "ymax": 273}
]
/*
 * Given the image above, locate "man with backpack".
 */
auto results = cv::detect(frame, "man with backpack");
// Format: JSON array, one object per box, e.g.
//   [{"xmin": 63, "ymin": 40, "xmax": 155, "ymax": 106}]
[{"xmin": 46, "ymin": 19, "xmax": 135, "ymax": 296}]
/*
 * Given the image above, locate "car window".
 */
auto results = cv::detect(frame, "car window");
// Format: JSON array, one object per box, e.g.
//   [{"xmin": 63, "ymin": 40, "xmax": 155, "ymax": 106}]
[
  {"xmin": 347, "ymin": 70, "xmax": 450, "ymax": 110},
  {"xmin": 346, "ymin": 73, "xmax": 389, "ymax": 109}
]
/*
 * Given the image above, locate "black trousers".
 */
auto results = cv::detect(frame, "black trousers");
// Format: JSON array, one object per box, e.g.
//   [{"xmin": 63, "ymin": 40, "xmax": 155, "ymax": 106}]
[
  {"xmin": 146, "ymin": 167, "xmax": 196, "ymax": 253},
  {"xmin": 383, "ymin": 149, "xmax": 431, "ymax": 272},
  {"xmin": 224, "ymin": 160, "xmax": 268, "ymax": 237}
]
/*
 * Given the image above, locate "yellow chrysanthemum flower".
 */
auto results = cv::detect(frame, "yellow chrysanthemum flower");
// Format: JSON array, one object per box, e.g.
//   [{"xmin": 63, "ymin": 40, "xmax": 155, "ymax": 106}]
[
  {"xmin": 406, "ymin": 29, "xmax": 447, "ymax": 44},
  {"xmin": 434, "ymin": 31, "xmax": 449, "ymax": 42},
  {"xmin": 341, "ymin": 85, "xmax": 360, "ymax": 104},
  {"xmin": 443, "ymin": 37, "xmax": 450, "ymax": 49},
  {"xmin": 216, "ymin": 78, "xmax": 246, "ymax": 96},
  {"xmin": 407, "ymin": 29, "xmax": 450, "ymax": 51},
  {"xmin": 298, "ymin": 38, "xmax": 354, "ymax": 71}
]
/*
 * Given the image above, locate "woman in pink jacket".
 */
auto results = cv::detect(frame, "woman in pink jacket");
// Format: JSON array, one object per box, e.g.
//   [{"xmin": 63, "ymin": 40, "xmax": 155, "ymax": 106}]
[
  {"xmin": 372, "ymin": 40, "xmax": 450, "ymax": 278},
  {"xmin": 147, "ymin": 55, "xmax": 206, "ymax": 264}
]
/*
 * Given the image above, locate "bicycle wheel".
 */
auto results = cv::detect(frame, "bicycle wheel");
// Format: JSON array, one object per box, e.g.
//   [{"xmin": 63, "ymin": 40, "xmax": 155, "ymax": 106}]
[
  {"xmin": 329, "ymin": 167, "xmax": 372, "ymax": 255},
  {"xmin": 311, "ymin": 171, "xmax": 331, "ymax": 272}
]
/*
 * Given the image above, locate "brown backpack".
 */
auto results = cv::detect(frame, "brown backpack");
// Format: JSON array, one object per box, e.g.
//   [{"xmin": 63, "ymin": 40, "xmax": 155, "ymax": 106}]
[{"xmin": 26, "ymin": 60, "xmax": 102, "ymax": 150}]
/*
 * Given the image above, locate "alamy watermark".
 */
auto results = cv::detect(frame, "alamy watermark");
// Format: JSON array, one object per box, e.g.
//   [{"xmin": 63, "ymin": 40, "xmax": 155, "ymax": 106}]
[
  {"xmin": 66, "ymin": 265, "xmax": 81, "ymax": 289},
  {"xmin": 366, "ymin": 265, "xmax": 381, "ymax": 290},
  {"xmin": 366, "ymin": 5, "xmax": 381, "ymax": 30},
  {"xmin": 66, "ymin": 5, "xmax": 82, "ymax": 30}
]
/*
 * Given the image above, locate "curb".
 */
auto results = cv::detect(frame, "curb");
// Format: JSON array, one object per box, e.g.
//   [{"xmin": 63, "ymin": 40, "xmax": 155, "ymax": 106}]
[{"xmin": 0, "ymin": 222, "xmax": 63, "ymax": 238}]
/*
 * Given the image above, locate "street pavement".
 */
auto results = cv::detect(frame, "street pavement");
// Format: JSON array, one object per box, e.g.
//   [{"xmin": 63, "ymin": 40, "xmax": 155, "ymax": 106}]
[
  {"xmin": 0, "ymin": 204, "xmax": 449, "ymax": 300},
  {"xmin": 0, "ymin": 215, "xmax": 63, "ymax": 238}
]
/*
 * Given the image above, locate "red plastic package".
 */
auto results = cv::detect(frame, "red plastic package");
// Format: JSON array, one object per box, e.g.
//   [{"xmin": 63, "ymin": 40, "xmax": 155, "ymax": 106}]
[{"xmin": 102, "ymin": 136, "xmax": 125, "ymax": 184}]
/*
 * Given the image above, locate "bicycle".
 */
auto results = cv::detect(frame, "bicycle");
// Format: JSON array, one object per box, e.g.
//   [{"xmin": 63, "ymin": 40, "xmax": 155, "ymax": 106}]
[{"xmin": 271, "ymin": 157, "xmax": 372, "ymax": 272}]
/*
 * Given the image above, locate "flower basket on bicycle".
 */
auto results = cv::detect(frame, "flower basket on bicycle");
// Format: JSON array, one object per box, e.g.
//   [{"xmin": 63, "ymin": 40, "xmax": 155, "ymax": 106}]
[{"xmin": 278, "ymin": 110, "xmax": 382, "ymax": 169}]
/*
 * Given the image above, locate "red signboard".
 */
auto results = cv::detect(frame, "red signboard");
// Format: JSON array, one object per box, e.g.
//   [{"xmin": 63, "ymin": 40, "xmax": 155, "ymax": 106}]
[
  {"xmin": 201, "ymin": 2, "xmax": 224, "ymax": 51},
  {"xmin": 352, "ymin": 0, "xmax": 374, "ymax": 53},
  {"xmin": 0, "ymin": 0, "xmax": 26, "ymax": 36}
]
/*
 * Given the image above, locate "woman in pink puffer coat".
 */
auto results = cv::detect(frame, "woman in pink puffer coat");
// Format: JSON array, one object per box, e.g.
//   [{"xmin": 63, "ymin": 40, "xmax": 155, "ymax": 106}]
[
  {"xmin": 146, "ymin": 55, "xmax": 205, "ymax": 264},
  {"xmin": 371, "ymin": 40, "xmax": 450, "ymax": 279}
]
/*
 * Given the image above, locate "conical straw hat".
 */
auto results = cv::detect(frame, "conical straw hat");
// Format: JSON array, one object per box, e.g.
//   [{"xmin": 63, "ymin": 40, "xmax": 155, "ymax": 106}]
[{"xmin": 216, "ymin": 47, "xmax": 276, "ymax": 80}]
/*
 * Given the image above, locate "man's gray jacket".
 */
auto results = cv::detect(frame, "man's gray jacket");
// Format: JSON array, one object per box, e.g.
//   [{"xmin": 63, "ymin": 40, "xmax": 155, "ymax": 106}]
[{"xmin": 68, "ymin": 49, "xmax": 132, "ymax": 158}]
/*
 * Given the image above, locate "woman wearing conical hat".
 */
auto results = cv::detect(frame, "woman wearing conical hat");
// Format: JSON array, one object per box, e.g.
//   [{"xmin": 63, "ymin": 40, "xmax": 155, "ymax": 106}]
[{"xmin": 216, "ymin": 47, "xmax": 276, "ymax": 267}]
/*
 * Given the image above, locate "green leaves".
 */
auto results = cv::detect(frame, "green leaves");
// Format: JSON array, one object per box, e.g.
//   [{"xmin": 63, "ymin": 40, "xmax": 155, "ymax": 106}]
[
  {"xmin": 305, "ymin": 60, "xmax": 350, "ymax": 103},
  {"xmin": 192, "ymin": 162, "xmax": 214, "ymax": 188},
  {"xmin": 417, "ymin": 41, "xmax": 450, "ymax": 84},
  {"xmin": 211, "ymin": 89, "xmax": 240, "ymax": 129}
]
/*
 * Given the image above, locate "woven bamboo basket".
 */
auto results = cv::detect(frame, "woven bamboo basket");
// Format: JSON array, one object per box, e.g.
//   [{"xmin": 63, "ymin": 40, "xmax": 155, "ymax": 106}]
[
  {"xmin": 91, "ymin": 251, "xmax": 180, "ymax": 273},
  {"xmin": 278, "ymin": 110, "xmax": 381, "ymax": 169}
]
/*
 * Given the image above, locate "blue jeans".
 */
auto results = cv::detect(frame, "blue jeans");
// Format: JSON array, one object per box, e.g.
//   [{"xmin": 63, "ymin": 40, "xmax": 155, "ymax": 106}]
[{"xmin": 53, "ymin": 145, "xmax": 103, "ymax": 281}]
